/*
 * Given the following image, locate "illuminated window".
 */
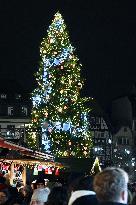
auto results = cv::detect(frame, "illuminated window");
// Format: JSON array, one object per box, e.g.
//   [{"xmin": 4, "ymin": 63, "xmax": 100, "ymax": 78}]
[
  {"xmin": 8, "ymin": 107, "xmax": 13, "ymax": 116},
  {"xmin": 7, "ymin": 125, "xmax": 15, "ymax": 138},
  {"xmin": 101, "ymin": 118, "xmax": 108, "ymax": 129},
  {"xmin": 16, "ymin": 94, "xmax": 21, "ymax": 100},
  {"xmin": 22, "ymin": 106, "xmax": 28, "ymax": 116},
  {"xmin": 1, "ymin": 94, "xmax": 7, "ymax": 99}
]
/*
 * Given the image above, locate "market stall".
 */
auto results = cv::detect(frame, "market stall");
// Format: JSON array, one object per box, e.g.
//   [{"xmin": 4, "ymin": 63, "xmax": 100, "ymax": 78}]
[{"xmin": 0, "ymin": 137, "xmax": 63, "ymax": 186}]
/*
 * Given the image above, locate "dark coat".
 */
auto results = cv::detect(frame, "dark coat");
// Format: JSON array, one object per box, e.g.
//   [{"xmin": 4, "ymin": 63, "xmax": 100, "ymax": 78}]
[{"xmin": 98, "ymin": 201, "xmax": 127, "ymax": 205}]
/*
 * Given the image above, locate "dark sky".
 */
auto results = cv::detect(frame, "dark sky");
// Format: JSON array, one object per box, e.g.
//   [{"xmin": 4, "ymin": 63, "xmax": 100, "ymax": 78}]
[{"xmin": 0, "ymin": 0, "xmax": 135, "ymax": 111}]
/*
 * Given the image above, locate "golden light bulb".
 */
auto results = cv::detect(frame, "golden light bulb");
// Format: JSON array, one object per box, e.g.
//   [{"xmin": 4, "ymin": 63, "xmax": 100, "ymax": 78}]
[
  {"xmin": 58, "ymin": 108, "xmax": 62, "ymax": 112},
  {"xmin": 60, "ymin": 90, "xmax": 64, "ymax": 94}
]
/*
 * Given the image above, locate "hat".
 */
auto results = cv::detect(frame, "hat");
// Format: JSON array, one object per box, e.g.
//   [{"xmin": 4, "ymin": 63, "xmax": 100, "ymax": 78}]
[
  {"xmin": 36, "ymin": 178, "xmax": 45, "ymax": 185},
  {"xmin": 31, "ymin": 188, "xmax": 49, "ymax": 203},
  {"xmin": 44, "ymin": 178, "xmax": 49, "ymax": 182}
]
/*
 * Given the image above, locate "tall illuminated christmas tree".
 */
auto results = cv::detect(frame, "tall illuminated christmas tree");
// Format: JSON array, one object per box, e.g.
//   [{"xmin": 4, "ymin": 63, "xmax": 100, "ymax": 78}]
[{"xmin": 29, "ymin": 12, "xmax": 92, "ymax": 158}]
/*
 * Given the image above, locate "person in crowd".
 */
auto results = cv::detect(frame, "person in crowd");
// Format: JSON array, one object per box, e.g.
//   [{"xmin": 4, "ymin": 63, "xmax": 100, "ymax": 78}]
[
  {"xmin": 35, "ymin": 178, "xmax": 50, "ymax": 194},
  {"xmin": 9, "ymin": 187, "xmax": 22, "ymax": 205},
  {"xmin": 68, "ymin": 175, "xmax": 98, "ymax": 205},
  {"xmin": 31, "ymin": 180, "xmax": 37, "ymax": 192},
  {"xmin": 36, "ymin": 179, "xmax": 45, "ymax": 189},
  {"xmin": 93, "ymin": 167, "xmax": 129, "ymax": 205},
  {"xmin": 30, "ymin": 178, "xmax": 50, "ymax": 204},
  {"xmin": 30, "ymin": 188, "xmax": 49, "ymax": 205},
  {"xmin": 0, "ymin": 174, "xmax": 8, "ymax": 191},
  {"xmin": 0, "ymin": 189, "xmax": 10, "ymax": 205},
  {"xmin": 18, "ymin": 185, "xmax": 32, "ymax": 205},
  {"xmin": 128, "ymin": 189, "xmax": 133, "ymax": 205},
  {"xmin": 10, "ymin": 198, "xmax": 22, "ymax": 205},
  {"xmin": 131, "ymin": 195, "xmax": 136, "ymax": 205},
  {"xmin": 67, "ymin": 172, "xmax": 84, "ymax": 198},
  {"xmin": 16, "ymin": 181, "xmax": 24, "ymax": 192},
  {"xmin": 132, "ymin": 183, "xmax": 136, "ymax": 199},
  {"xmin": 45, "ymin": 186, "xmax": 68, "ymax": 205},
  {"xmin": 0, "ymin": 173, "xmax": 22, "ymax": 204},
  {"xmin": 44, "ymin": 179, "xmax": 49, "ymax": 187}
]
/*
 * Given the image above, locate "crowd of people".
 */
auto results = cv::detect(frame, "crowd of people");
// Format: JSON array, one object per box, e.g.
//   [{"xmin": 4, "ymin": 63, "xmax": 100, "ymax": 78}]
[{"xmin": 0, "ymin": 167, "xmax": 136, "ymax": 205}]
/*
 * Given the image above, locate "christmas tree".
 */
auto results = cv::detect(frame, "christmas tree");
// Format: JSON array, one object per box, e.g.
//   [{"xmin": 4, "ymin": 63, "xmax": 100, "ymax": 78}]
[{"xmin": 28, "ymin": 12, "xmax": 92, "ymax": 158}]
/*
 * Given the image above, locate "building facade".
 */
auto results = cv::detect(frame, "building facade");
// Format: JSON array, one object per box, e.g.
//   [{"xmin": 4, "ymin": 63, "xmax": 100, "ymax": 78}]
[
  {"xmin": 90, "ymin": 116, "xmax": 112, "ymax": 167},
  {"xmin": 0, "ymin": 92, "xmax": 32, "ymax": 144},
  {"xmin": 111, "ymin": 95, "xmax": 136, "ymax": 179}
]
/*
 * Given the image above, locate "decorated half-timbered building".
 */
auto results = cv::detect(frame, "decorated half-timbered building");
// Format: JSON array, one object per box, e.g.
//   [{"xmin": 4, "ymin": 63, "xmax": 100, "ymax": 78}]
[
  {"xmin": 0, "ymin": 80, "xmax": 32, "ymax": 144},
  {"xmin": 90, "ymin": 116, "xmax": 112, "ymax": 166}
]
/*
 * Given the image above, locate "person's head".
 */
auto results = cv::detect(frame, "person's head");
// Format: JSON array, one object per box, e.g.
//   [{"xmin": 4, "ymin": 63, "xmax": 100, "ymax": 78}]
[
  {"xmin": 0, "ymin": 190, "xmax": 9, "ymax": 205},
  {"xmin": 36, "ymin": 179, "xmax": 45, "ymax": 189},
  {"xmin": 68, "ymin": 172, "xmax": 84, "ymax": 192},
  {"xmin": 20, "ymin": 185, "xmax": 32, "ymax": 197},
  {"xmin": 44, "ymin": 179, "xmax": 49, "ymax": 187},
  {"xmin": 93, "ymin": 167, "xmax": 129, "ymax": 204},
  {"xmin": 75, "ymin": 175, "xmax": 94, "ymax": 191},
  {"xmin": 30, "ymin": 188, "xmax": 49, "ymax": 205},
  {"xmin": 31, "ymin": 180, "xmax": 37, "ymax": 190},
  {"xmin": 47, "ymin": 186, "xmax": 68, "ymax": 205}
]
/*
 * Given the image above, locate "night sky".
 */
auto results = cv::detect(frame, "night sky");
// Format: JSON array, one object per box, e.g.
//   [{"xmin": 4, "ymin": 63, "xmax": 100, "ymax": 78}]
[{"xmin": 0, "ymin": 1, "xmax": 135, "ymax": 112}]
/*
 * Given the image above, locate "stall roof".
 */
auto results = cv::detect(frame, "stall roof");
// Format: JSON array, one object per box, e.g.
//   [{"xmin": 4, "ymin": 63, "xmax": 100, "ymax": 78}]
[{"xmin": 0, "ymin": 137, "xmax": 54, "ymax": 161}]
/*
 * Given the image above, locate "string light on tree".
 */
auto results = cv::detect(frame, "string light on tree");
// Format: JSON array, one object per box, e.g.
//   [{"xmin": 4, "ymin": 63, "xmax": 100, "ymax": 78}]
[
  {"xmin": 58, "ymin": 108, "xmax": 62, "ymax": 112},
  {"xmin": 60, "ymin": 90, "xmax": 64, "ymax": 94}
]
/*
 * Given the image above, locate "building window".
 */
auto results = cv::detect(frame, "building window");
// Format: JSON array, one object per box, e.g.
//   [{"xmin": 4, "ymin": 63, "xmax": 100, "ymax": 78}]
[
  {"xmin": 8, "ymin": 107, "xmax": 14, "ymax": 116},
  {"xmin": 90, "ymin": 117, "xmax": 95, "ymax": 125},
  {"xmin": 6, "ymin": 125, "xmax": 15, "ymax": 138},
  {"xmin": 101, "ymin": 118, "xmax": 108, "ymax": 130},
  {"xmin": 124, "ymin": 127, "xmax": 127, "ymax": 132},
  {"xmin": 123, "ymin": 138, "xmax": 129, "ymax": 145},
  {"xmin": 117, "ymin": 137, "xmax": 129, "ymax": 145},
  {"xmin": 96, "ymin": 117, "xmax": 100, "ymax": 124},
  {"xmin": 1, "ymin": 94, "xmax": 7, "ymax": 99},
  {"xmin": 117, "ymin": 138, "xmax": 122, "ymax": 145},
  {"xmin": 96, "ymin": 132, "xmax": 101, "ymax": 138},
  {"xmin": 93, "ymin": 146, "xmax": 104, "ymax": 155},
  {"xmin": 15, "ymin": 94, "xmax": 21, "ymax": 100},
  {"xmin": 21, "ymin": 106, "xmax": 28, "ymax": 116},
  {"xmin": 127, "ymin": 139, "xmax": 129, "ymax": 145},
  {"xmin": 101, "ymin": 132, "xmax": 105, "ymax": 138}
]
